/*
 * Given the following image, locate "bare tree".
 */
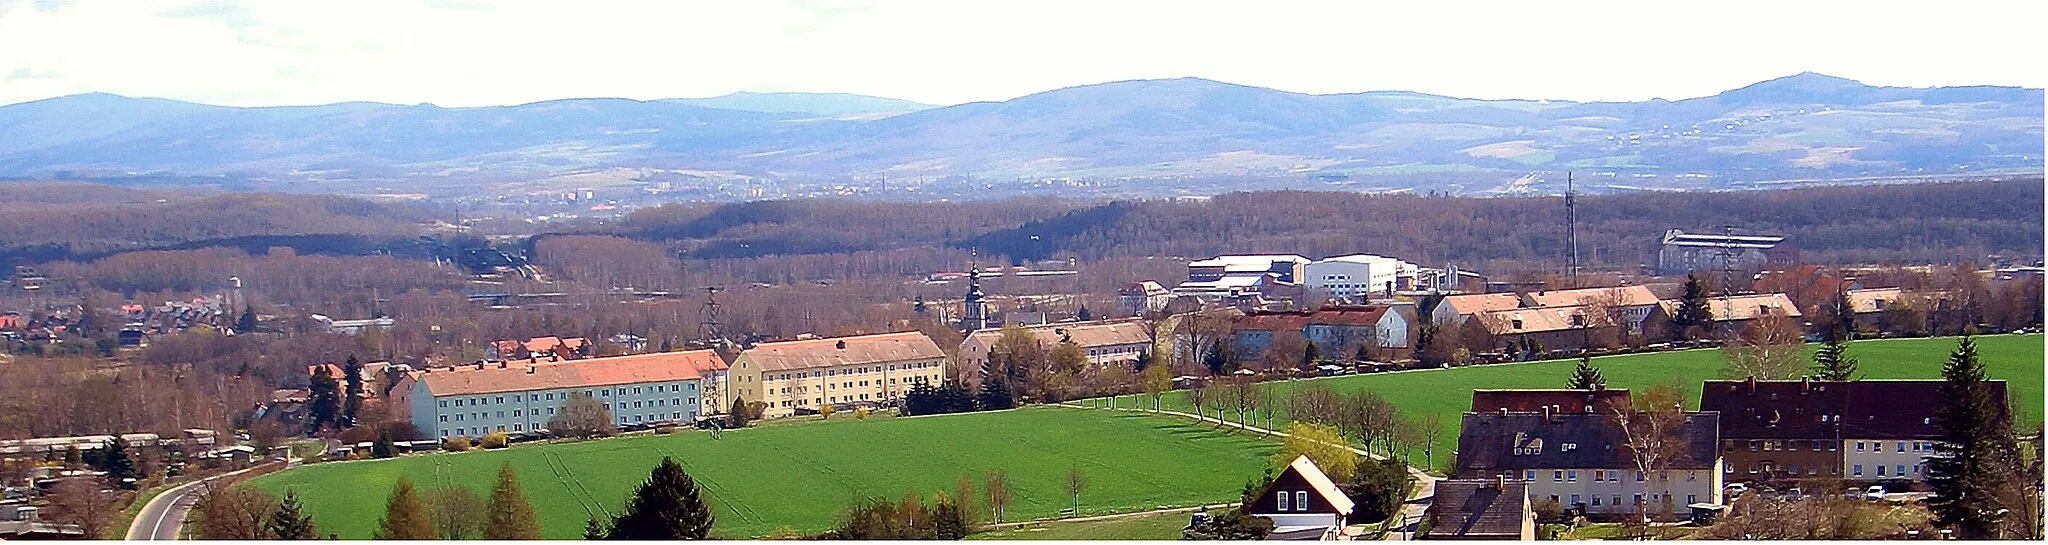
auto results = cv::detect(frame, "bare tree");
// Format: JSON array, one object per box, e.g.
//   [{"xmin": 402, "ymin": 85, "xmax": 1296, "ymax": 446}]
[
  {"xmin": 1287, "ymin": 384, "xmax": 1342, "ymax": 428},
  {"xmin": 426, "ymin": 485, "xmax": 487, "ymax": 540},
  {"xmin": 194, "ymin": 482, "xmax": 278, "ymax": 540},
  {"xmin": 982, "ymin": 469, "xmax": 1012, "ymax": 524},
  {"xmin": 1613, "ymin": 384, "xmax": 1690, "ymax": 521},
  {"xmin": 45, "ymin": 478, "xmax": 119, "ymax": 539},
  {"xmin": 1256, "ymin": 385, "xmax": 1280, "ymax": 430},
  {"xmin": 1721, "ymin": 309, "xmax": 1806, "ymax": 380},
  {"xmin": 1139, "ymin": 362, "xmax": 1172, "ymax": 412},
  {"xmin": 1228, "ymin": 377, "xmax": 1260, "ymax": 429},
  {"xmin": 1064, "ymin": 465, "xmax": 1088, "ymax": 515},
  {"xmin": 1186, "ymin": 383, "xmax": 1212, "ymax": 423},
  {"xmin": 547, "ymin": 391, "xmax": 616, "ymax": 439}
]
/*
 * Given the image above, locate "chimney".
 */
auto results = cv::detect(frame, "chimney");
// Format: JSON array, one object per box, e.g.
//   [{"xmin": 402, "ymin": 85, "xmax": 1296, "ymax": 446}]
[
  {"xmin": 498, "ymin": 361, "xmax": 507, "ymax": 369},
  {"xmin": 1542, "ymin": 405, "xmax": 1552, "ymax": 421},
  {"xmin": 1496, "ymin": 474, "xmax": 1506, "ymax": 489},
  {"xmin": 1801, "ymin": 376, "xmax": 1811, "ymax": 394},
  {"xmin": 527, "ymin": 366, "xmax": 536, "ymax": 375},
  {"xmin": 836, "ymin": 340, "xmax": 847, "ymax": 350},
  {"xmin": 1746, "ymin": 375, "xmax": 1758, "ymax": 394},
  {"xmin": 1498, "ymin": 407, "xmax": 1509, "ymax": 416}
]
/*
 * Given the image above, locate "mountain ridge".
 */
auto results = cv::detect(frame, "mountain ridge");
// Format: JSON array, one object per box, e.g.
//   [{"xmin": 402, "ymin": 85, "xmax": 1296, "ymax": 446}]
[{"xmin": 0, "ymin": 73, "xmax": 2038, "ymax": 197}]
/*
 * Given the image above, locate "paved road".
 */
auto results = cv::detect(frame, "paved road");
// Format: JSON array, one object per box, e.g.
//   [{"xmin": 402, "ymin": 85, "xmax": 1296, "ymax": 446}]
[{"xmin": 125, "ymin": 466, "xmax": 266, "ymax": 541}]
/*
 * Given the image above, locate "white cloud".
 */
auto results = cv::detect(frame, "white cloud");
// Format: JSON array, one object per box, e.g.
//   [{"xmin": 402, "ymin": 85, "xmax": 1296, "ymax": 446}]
[{"xmin": 0, "ymin": 0, "xmax": 2041, "ymax": 107}]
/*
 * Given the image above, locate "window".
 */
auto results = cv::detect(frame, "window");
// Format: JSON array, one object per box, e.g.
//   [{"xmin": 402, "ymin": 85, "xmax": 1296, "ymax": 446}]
[
  {"xmin": 1524, "ymin": 470, "xmax": 1536, "ymax": 481},
  {"xmin": 1567, "ymin": 470, "xmax": 1578, "ymax": 482},
  {"xmin": 547, "ymin": 393, "xmax": 555, "ymax": 400},
  {"xmin": 1634, "ymin": 494, "xmax": 1644, "ymax": 505},
  {"xmin": 1277, "ymin": 491, "xmax": 1290, "ymax": 511},
  {"xmin": 1593, "ymin": 470, "xmax": 1605, "ymax": 481},
  {"xmin": 1853, "ymin": 464, "xmax": 1863, "ymax": 476},
  {"xmin": 439, "ymin": 415, "xmax": 448, "ymax": 422},
  {"xmin": 438, "ymin": 400, "xmax": 447, "ymax": 408},
  {"xmin": 1856, "ymin": 441, "xmax": 1865, "ymax": 452},
  {"xmin": 1570, "ymin": 494, "xmax": 1581, "ymax": 506},
  {"xmin": 1687, "ymin": 471, "xmax": 1697, "ymax": 482},
  {"xmin": 1896, "ymin": 465, "xmax": 1906, "ymax": 476},
  {"xmin": 1688, "ymin": 494, "xmax": 1697, "ymax": 505},
  {"xmin": 1896, "ymin": 442, "xmax": 1906, "ymax": 453},
  {"xmin": 497, "ymin": 396, "xmax": 505, "ymax": 405},
  {"xmin": 1553, "ymin": 470, "xmax": 1563, "ymax": 482},
  {"xmin": 514, "ymin": 424, "xmax": 523, "ymax": 431},
  {"xmin": 1876, "ymin": 465, "xmax": 1886, "ymax": 477},
  {"xmin": 1295, "ymin": 491, "xmax": 1308, "ymax": 512},
  {"xmin": 547, "ymin": 408, "xmax": 555, "ymax": 415},
  {"xmin": 1750, "ymin": 440, "xmax": 1760, "ymax": 451},
  {"xmin": 1636, "ymin": 471, "xmax": 1645, "ymax": 482},
  {"xmin": 1592, "ymin": 496, "xmax": 1601, "ymax": 506},
  {"xmin": 1787, "ymin": 463, "xmax": 1798, "ymax": 475},
  {"xmin": 513, "ymin": 410, "xmax": 521, "ymax": 417},
  {"xmin": 530, "ymin": 394, "xmax": 538, "ymax": 401}
]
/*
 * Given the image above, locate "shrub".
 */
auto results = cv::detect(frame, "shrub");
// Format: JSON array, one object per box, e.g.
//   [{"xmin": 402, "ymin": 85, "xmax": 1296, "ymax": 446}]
[
  {"xmin": 854, "ymin": 408, "xmax": 870, "ymax": 420},
  {"xmin": 819, "ymin": 405, "xmax": 837, "ymax": 419},
  {"xmin": 478, "ymin": 432, "xmax": 508, "ymax": 449},
  {"xmin": 653, "ymin": 426, "xmax": 676, "ymax": 435},
  {"xmin": 1533, "ymin": 498, "xmax": 1566, "ymax": 524},
  {"xmin": 442, "ymin": 436, "xmax": 471, "ymax": 452}
]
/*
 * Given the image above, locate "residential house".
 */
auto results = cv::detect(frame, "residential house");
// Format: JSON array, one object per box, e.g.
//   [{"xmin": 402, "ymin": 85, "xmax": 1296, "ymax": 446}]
[
  {"xmin": 1521, "ymin": 286, "xmax": 1663, "ymax": 336},
  {"xmin": 1469, "ymin": 306, "xmax": 1617, "ymax": 356},
  {"xmin": 1431, "ymin": 293, "xmax": 1522, "ymax": 327},
  {"xmin": 958, "ymin": 320, "xmax": 1152, "ymax": 386},
  {"xmin": 728, "ymin": 332, "xmax": 947, "ymax": 418},
  {"xmin": 1425, "ymin": 477, "xmax": 1537, "ymax": 540},
  {"xmin": 1456, "ymin": 410, "xmax": 1723, "ymax": 518},
  {"xmin": 1470, "ymin": 389, "xmax": 1633, "ymax": 416},
  {"xmin": 1117, "ymin": 281, "xmax": 1172, "ymax": 317},
  {"xmin": 1699, "ymin": 378, "xmax": 2007, "ymax": 484},
  {"xmin": 392, "ymin": 350, "xmax": 719, "ymax": 440},
  {"xmin": 1232, "ymin": 305, "xmax": 1409, "ymax": 361},
  {"xmin": 1248, "ymin": 455, "xmax": 1356, "ymax": 540},
  {"xmin": 1658, "ymin": 293, "xmax": 1803, "ymax": 331}
]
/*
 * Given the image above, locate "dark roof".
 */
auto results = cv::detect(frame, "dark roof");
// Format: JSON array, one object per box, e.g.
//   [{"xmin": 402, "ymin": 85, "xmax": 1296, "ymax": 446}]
[
  {"xmin": 1455, "ymin": 412, "xmax": 1720, "ymax": 474},
  {"xmin": 1470, "ymin": 389, "xmax": 1633, "ymax": 415},
  {"xmin": 1429, "ymin": 479, "xmax": 1529, "ymax": 538},
  {"xmin": 1700, "ymin": 380, "xmax": 2009, "ymax": 440},
  {"xmin": 1235, "ymin": 306, "xmax": 1390, "ymax": 332}
]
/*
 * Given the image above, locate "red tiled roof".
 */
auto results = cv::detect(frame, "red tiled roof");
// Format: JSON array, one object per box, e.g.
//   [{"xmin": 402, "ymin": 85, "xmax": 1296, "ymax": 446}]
[
  {"xmin": 524, "ymin": 336, "xmax": 563, "ymax": 353},
  {"xmin": 738, "ymin": 332, "xmax": 943, "ymax": 372},
  {"xmin": 965, "ymin": 320, "xmax": 1152, "ymax": 350},
  {"xmin": 1523, "ymin": 286, "xmax": 1660, "ymax": 308},
  {"xmin": 417, "ymin": 350, "xmax": 718, "ymax": 397},
  {"xmin": 1440, "ymin": 293, "xmax": 1521, "ymax": 316}
]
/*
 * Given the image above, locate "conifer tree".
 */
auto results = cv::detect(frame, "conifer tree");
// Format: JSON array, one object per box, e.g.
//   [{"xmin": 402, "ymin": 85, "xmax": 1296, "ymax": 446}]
[
  {"xmin": 372, "ymin": 476, "xmax": 434, "ymax": 540},
  {"xmin": 1925, "ymin": 337, "xmax": 2021, "ymax": 539},
  {"xmin": 1671, "ymin": 274, "xmax": 1713, "ymax": 340},
  {"xmin": 1566, "ymin": 356, "xmax": 1605, "ymax": 390},
  {"xmin": 484, "ymin": 462, "xmax": 543, "ymax": 539},
  {"xmin": 725, "ymin": 397, "xmax": 751, "ymax": 428},
  {"xmin": 306, "ymin": 370, "xmax": 341, "ymax": 434},
  {"xmin": 583, "ymin": 516, "xmax": 608, "ymax": 540},
  {"xmin": 371, "ymin": 429, "xmax": 397, "ymax": 459},
  {"xmin": 1300, "ymin": 341, "xmax": 1321, "ymax": 373},
  {"xmin": 977, "ymin": 378, "xmax": 1014, "ymax": 410},
  {"xmin": 237, "ymin": 305, "xmax": 258, "ymax": 334},
  {"xmin": 96, "ymin": 439, "xmax": 137, "ymax": 488},
  {"xmin": 1811, "ymin": 337, "xmax": 1859, "ymax": 381},
  {"xmin": 605, "ymin": 457, "xmax": 714, "ymax": 540},
  {"xmin": 341, "ymin": 356, "xmax": 364, "ymax": 426},
  {"xmin": 267, "ymin": 490, "xmax": 319, "ymax": 540},
  {"xmin": 1826, "ymin": 287, "xmax": 1857, "ymax": 342}
]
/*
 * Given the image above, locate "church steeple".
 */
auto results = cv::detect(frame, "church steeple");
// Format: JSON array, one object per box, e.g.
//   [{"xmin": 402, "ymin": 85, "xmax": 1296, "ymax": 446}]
[{"xmin": 961, "ymin": 251, "xmax": 989, "ymax": 331}]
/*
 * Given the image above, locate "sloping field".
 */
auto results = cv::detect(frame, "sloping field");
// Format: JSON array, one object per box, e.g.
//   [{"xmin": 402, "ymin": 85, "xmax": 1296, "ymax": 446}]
[
  {"xmin": 249, "ymin": 407, "xmax": 1275, "ymax": 539},
  {"xmin": 1111, "ymin": 334, "xmax": 2043, "ymax": 473}
]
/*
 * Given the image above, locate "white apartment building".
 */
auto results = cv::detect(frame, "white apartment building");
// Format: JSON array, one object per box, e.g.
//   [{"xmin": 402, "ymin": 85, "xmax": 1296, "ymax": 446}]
[
  {"xmin": 729, "ymin": 331, "xmax": 947, "ymax": 418},
  {"xmin": 394, "ymin": 350, "xmax": 722, "ymax": 439}
]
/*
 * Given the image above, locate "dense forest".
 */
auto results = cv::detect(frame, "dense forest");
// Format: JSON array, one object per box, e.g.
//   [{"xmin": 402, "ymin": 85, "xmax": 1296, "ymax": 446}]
[{"xmin": 0, "ymin": 183, "xmax": 438, "ymax": 262}]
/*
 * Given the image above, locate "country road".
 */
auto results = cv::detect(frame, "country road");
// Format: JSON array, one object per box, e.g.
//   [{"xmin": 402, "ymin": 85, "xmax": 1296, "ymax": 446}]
[{"xmin": 125, "ymin": 465, "xmax": 269, "ymax": 540}]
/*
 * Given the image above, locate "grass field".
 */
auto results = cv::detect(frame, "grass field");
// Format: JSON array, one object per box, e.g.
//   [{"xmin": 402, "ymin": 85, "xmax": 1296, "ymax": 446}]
[
  {"xmin": 968, "ymin": 510, "xmax": 1195, "ymax": 540},
  {"xmin": 1103, "ymin": 334, "xmax": 2043, "ymax": 474},
  {"xmin": 249, "ymin": 407, "xmax": 1275, "ymax": 539}
]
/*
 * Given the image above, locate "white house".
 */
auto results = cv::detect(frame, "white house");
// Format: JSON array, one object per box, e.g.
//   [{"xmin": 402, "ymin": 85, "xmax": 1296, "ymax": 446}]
[{"xmin": 394, "ymin": 350, "xmax": 721, "ymax": 439}]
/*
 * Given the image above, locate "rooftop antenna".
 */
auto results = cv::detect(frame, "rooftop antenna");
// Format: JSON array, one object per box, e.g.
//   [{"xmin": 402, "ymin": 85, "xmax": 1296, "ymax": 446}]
[{"xmin": 1564, "ymin": 172, "xmax": 1579, "ymax": 289}]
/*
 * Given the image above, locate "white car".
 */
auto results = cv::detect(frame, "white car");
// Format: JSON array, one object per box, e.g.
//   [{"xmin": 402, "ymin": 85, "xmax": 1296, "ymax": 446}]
[
  {"xmin": 1863, "ymin": 485, "xmax": 1887, "ymax": 501},
  {"xmin": 1724, "ymin": 483, "xmax": 1748, "ymax": 497}
]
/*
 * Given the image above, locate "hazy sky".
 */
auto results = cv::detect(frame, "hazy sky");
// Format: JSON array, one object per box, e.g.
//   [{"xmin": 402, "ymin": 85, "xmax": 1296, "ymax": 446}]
[{"xmin": 2, "ymin": 0, "xmax": 2043, "ymax": 108}]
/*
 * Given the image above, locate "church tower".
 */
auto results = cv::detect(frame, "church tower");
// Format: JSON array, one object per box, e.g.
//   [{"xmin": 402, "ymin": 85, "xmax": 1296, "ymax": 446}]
[{"xmin": 960, "ymin": 257, "xmax": 989, "ymax": 332}]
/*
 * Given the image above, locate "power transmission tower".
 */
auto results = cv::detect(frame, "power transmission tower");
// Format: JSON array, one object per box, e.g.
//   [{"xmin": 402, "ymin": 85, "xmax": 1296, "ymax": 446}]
[
  {"xmin": 1564, "ymin": 172, "xmax": 1579, "ymax": 288},
  {"xmin": 698, "ymin": 286, "xmax": 725, "ymax": 346}
]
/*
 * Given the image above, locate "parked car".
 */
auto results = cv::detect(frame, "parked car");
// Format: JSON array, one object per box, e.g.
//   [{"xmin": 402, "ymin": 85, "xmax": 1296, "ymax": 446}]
[
  {"xmin": 1724, "ymin": 483, "xmax": 1749, "ymax": 498},
  {"xmin": 1864, "ymin": 485, "xmax": 1887, "ymax": 501}
]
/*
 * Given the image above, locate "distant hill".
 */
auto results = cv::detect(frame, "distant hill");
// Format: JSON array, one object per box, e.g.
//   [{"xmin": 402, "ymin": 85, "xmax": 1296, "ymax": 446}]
[
  {"xmin": 660, "ymin": 91, "xmax": 934, "ymax": 117},
  {"xmin": 0, "ymin": 74, "xmax": 2037, "ymax": 196}
]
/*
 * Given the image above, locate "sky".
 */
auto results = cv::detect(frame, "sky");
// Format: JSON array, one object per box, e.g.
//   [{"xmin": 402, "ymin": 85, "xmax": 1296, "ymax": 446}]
[{"xmin": 1, "ymin": 0, "xmax": 2044, "ymax": 108}]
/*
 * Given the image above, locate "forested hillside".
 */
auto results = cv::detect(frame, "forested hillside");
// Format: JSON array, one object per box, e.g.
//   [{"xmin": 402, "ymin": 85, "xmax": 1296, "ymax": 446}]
[{"xmin": 0, "ymin": 183, "xmax": 438, "ymax": 262}]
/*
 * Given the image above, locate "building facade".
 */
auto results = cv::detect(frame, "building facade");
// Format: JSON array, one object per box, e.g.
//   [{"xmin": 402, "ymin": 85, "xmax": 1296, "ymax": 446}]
[
  {"xmin": 1657, "ymin": 229, "xmax": 1795, "ymax": 276},
  {"xmin": 1701, "ymin": 378, "xmax": 2007, "ymax": 484},
  {"xmin": 1232, "ymin": 305, "xmax": 1409, "ymax": 359},
  {"xmin": 1304, "ymin": 254, "xmax": 1419, "ymax": 301},
  {"xmin": 958, "ymin": 321, "xmax": 1151, "ymax": 386},
  {"xmin": 394, "ymin": 350, "xmax": 720, "ymax": 440},
  {"xmin": 728, "ymin": 332, "xmax": 947, "ymax": 418},
  {"xmin": 1457, "ymin": 411, "xmax": 1724, "ymax": 518}
]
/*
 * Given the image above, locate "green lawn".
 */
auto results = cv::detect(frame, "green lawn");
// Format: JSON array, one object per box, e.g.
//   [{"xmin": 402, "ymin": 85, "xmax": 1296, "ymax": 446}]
[
  {"xmin": 249, "ymin": 407, "xmax": 1275, "ymax": 539},
  {"xmin": 968, "ymin": 510, "xmax": 1194, "ymax": 540},
  {"xmin": 1106, "ymin": 334, "xmax": 2043, "ymax": 474}
]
